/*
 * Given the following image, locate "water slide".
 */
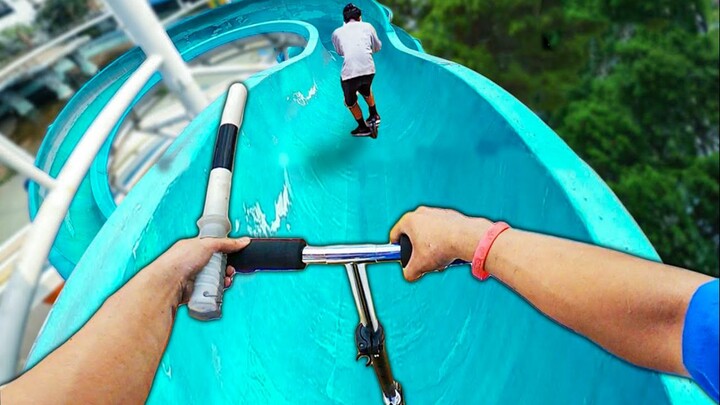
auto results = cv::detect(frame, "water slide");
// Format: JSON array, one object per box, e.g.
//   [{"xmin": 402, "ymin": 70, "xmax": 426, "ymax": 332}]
[{"xmin": 25, "ymin": 1, "xmax": 712, "ymax": 403}]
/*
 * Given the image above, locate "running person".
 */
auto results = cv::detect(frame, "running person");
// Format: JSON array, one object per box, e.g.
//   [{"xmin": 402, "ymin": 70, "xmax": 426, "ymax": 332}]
[{"xmin": 331, "ymin": 4, "xmax": 382, "ymax": 136}]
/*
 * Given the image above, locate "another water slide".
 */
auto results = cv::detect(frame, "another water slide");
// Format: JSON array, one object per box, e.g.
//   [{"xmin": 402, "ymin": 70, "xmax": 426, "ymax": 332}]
[{"xmin": 26, "ymin": 1, "xmax": 711, "ymax": 403}]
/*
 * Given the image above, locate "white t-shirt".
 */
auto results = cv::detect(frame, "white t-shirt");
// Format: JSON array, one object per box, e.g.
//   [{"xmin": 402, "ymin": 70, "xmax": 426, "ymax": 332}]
[{"xmin": 331, "ymin": 20, "xmax": 382, "ymax": 81}]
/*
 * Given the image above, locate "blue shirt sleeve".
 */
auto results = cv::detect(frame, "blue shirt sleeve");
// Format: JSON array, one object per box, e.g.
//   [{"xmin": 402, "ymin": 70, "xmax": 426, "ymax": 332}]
[{"xmin": 682, "ymin": 279, "xmax": 719, "ymax": 402}]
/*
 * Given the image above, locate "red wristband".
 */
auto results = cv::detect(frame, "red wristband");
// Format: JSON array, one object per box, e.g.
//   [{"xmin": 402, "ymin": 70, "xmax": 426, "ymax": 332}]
[{"xmin": 471, "ymin": 222, "xmax": 511, "ymax": 281}]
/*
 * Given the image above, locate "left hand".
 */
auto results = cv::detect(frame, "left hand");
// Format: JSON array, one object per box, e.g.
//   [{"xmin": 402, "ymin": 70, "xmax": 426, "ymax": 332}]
[{"xmin": 150, "ymin": 237, "xmax": 250, "ymax": 304}]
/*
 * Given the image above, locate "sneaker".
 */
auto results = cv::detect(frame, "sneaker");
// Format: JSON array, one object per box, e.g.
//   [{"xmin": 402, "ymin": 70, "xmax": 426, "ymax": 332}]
[
  {"xmin": 351, "ymin": 124, "xmax": 372, "ymax": 136},
  {"xmin": 367, "ymin": 114, "xmax": 381, "ymax": 125}
]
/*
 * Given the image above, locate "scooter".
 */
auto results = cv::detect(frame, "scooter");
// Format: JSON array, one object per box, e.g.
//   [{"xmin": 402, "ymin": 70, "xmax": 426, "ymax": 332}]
[
  {"xmin": 227, "ymin": 237, "xmax": 419, "ymax": 405},
  {"xmin": 186, "ymin": 82, "xmax": 467, "ymax": 405}
]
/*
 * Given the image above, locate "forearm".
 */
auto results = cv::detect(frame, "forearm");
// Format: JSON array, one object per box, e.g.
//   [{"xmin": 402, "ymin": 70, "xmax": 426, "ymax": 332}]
[
  {"xmin": 3, "ymin": 265, "xmax": 182, "ymax": 404},
  {"xmin": 466, "ymin": 227, "xmax": 712, "ymax": 375}
]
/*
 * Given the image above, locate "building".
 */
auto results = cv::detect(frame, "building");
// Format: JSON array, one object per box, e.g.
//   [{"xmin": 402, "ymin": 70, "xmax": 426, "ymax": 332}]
[{"xmin": 0, "ymin": 0, "xmax": 39, "ymax": 31}]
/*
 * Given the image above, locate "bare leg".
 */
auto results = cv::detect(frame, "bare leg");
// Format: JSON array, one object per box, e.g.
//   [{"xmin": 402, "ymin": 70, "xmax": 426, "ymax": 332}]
[
  {"xmin": 347, "ymin": 102, "xmax": 370, "ymax": 135},
  {"xmin": 348, "ymin": 102, "xmax": 364, "ymax": 120},
  {"xmin": 363, "ymin": 91, "xmax": 375, "ymax": 108},
  {"xmin": 363, "ymin": 90, "xmax": 379, "ymax": 120}
]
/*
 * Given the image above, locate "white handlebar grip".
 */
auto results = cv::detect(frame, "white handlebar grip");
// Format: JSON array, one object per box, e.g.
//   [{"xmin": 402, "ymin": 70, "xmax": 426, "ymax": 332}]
[
  {"xmin": 188, "ymin": 251, "xmax": 227, "ymax": 320},
  {"xmin": 187, "ymin": 82, "xmax": 246, "ymax": 321}
]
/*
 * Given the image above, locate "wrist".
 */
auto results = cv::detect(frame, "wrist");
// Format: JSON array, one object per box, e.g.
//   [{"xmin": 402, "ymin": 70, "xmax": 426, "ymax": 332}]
[
  {"xmin": 471, "ymin": 222, "xmax": 511, "ymax": 280},
  {"xmin": 484, "ymin": 228, "xmax": 516, "ymax": 278},
  {"xmin": 452, "ymin": 217, "xmax": 492, "ymax": 262}
]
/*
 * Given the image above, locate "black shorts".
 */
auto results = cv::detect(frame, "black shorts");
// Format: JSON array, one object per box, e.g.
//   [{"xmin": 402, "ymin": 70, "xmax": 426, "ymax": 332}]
[{"xmin": 341, "ymin": 74, "xmax": 374, "ymax": 106}]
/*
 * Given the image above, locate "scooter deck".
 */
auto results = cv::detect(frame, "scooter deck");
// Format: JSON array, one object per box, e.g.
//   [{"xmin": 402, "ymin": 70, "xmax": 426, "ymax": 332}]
[
  {"xmin": 350, "ymin": 118, "xmax": 380, "ymax": 138},
  {"xmin": 366, "ymin": 117, "xmax": 380, "ymax": 139}
]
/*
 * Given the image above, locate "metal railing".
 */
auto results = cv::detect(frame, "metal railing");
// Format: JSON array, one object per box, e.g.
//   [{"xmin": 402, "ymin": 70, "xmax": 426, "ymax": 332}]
[
  {"xmin": 0, "ymin": 0, "xmax": 215, "ymax": 382},
  {"xmin": 0, "ymin": 0, "xmax": 289, "ymax": 383},
  {"xmin": 0, "ymin": 13, "xmax": 113, "ymax": 88},
  {"xmin": 0, "ymin": 0, "xmax": 208, "ymax": 91},
  {"xmin": 0, "ymin": 134, "xmax": 56, "ymax": 189},
  {"xmin": 0, "ymin": 54, "xmax": 164, "ymax": 381},
  {"xmin": 0, "ymin": 226, "xmax": 63, "ymax": 325}
]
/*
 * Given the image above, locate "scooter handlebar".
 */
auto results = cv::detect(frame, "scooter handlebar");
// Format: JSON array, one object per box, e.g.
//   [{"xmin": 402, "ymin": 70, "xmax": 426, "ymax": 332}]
[
  {"xmin": 226, "ymin": 236, "xmax": 466, "ymax": 274},
  {"xmin": 228, "ymin": 238, "xmax": 308, "ymax": 273}
]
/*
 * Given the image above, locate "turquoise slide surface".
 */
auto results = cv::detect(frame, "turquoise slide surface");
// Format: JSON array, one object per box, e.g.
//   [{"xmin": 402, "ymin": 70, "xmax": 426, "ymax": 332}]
[{"xmin": 27, "ymin": 1, "xmax": 712, "ymax": 403}]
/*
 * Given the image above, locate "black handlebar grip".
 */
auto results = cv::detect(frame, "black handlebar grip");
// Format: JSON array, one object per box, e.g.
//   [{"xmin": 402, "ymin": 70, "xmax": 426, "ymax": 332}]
[
  {"xmin": 227, "ymin": 238, "xmax": 307, "ymax": 273},
  {"xmin": 400, "ymin": 234, "xmax": 412, "ymax": 268}
]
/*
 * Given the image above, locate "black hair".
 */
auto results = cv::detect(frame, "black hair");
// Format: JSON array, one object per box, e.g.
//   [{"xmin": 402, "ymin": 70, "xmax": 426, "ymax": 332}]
[{"xmin": 343, "ymin": 3, "xmax": 362, "ymax": 23}]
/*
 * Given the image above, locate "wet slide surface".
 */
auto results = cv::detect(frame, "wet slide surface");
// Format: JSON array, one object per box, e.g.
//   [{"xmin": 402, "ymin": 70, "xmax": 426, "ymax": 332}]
[{"xmin": 27, "ymin": 1, "xmax": 712, "ymax": 403}]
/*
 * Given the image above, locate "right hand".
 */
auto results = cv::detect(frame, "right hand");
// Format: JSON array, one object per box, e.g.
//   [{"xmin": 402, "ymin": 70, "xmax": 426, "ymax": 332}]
[{"xmin": 390, "ymin": 207, "xmax": 492, "ymax": 281}]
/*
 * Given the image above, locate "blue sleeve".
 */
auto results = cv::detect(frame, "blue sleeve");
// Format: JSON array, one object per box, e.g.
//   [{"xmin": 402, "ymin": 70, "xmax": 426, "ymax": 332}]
[{"xmin": 682, "ymin": 279, "xmax": 719, "ymax": 402}]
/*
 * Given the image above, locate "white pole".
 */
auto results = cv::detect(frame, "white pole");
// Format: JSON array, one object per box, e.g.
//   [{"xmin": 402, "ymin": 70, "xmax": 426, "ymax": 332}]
[
  {"xmin": 0, "ymin": 55, "xmax": 163, "ymax": 383},
  {"xmin": 104, "ymin": 0, "xmax": 208, "ymax": 116},
  {"xmin": 0, "ymin": 134, "xmax": 56, "ymax": 190}
]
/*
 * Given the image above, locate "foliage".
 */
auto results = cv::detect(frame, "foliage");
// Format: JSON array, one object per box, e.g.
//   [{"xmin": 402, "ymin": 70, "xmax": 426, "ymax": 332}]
[
  {"xmin": 37, "ymin": 0, "xmax": 91, "ymax": 35},
  {"xmin": 609, "ymin": 155, "xmax": 719, "ymax": 276},
  {"xmin": 384, "ymin": 0, "xmax": 720, "ymax": 276},
  {"xmin": 0, "ymin": 24, "xmax": 37, "ymax": 61}
]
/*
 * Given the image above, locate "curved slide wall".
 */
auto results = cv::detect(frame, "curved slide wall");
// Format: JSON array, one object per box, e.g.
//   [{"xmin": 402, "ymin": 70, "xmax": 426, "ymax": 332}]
[{"xmin": 28, "ymin": 1, "xmax": 711, "ymax": 403}]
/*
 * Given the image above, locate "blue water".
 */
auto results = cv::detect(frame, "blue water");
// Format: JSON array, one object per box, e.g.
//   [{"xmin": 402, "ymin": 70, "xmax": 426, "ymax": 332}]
[{"xmin": 27, "ymin": 1, "xmax": 712, "ymax": 403}]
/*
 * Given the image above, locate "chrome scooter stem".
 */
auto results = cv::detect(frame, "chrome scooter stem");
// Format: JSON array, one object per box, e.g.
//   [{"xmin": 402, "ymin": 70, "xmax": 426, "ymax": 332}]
[
  {"xmin": 304, "ymin": 244, "xmax": 401, "ymax": 265},
  {"xmin": 345, "ymin": 263, "xmax": 379, "ymax": 332},
  {"xmin": 227, "ymin": 237, "xmax": 448, "ymax": 405},
  {"xmin": 344, "ymin": 262, "xmax": 403, "ymax": 405}
]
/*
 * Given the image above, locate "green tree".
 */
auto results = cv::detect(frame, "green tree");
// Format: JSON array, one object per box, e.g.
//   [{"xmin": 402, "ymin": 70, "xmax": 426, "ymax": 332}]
[
  {"xmin": 0, "ymin": 24, "xmax": 37, "ymax": 61},
  {"xmin": 37, "ymin": 0, "xmax": 91, "ymax": 35},
  {"xmin": 384, "ymin": 0, "xmax": 719, "ymax": 276},
  {"xmin": 557, "ymin": 3, "xmax": 719, "ymax": 275},
  {"xmin": 610, "ymin": 156, "xmax": 719, "ymax": 276},
  {"xmin": 406, "ymin": 0, "xmax": 609, "ymax": 118}
]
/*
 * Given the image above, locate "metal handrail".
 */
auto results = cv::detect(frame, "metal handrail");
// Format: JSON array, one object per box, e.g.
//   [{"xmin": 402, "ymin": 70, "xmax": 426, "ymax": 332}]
[
  {"xmin": 0, "ymin": 0, "xmax": 206, "ymax": 88},
  {"xmin": 0, "ymin": 54, "xmax": 163, "ymax": 382},
  {"xmin": 0, "ymin": 0, "xmax": 216, "ymax": 381},
  {"xmin": 0, "ymin": 134, "xmax": 57, "ymax": 190},
  {"xmin": 0, "ymin": 13, "xmax": 113, "ymax": 85},
  {"xmin": 106, "ymin": 0, "xmax": 207, "ymax": 115}
]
